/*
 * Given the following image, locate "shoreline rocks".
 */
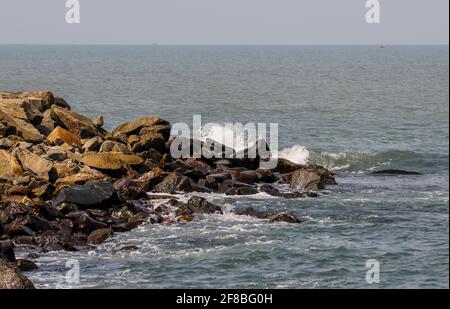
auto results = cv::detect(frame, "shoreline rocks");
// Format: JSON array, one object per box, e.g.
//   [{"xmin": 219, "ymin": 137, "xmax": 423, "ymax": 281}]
[{"xmin": 0, "ymin": 90, "xmax": 339, "ymax": 288}]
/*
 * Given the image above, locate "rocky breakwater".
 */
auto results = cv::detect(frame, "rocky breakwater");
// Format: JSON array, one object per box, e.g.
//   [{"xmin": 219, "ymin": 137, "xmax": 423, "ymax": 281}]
[{"xmin": 0, "ymin": 90, "xmax": 336, "ymax": 288}]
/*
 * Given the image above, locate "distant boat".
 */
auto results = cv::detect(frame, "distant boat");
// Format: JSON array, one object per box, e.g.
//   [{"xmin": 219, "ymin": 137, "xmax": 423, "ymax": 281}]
[{"xmin": 379, "ymin": 45, "xmax": 385, "ymax": 48}]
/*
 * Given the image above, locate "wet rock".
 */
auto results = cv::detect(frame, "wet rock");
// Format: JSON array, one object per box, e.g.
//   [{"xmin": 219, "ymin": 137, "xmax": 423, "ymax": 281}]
[
  {"xmin": 16, "ymin": 259, "xmax": 38, "ymax": 272},
  {"xmin": 81, "ymin": 152, "xmax": 144, "ymax": 170},
  {"xmin": 47, "ymin": 126, "xmax": 82, "ymax": 147},
  {"xmin": 259, "ymin": 184, "xmax": 317, "ymax": 199},
  {"xmin": 82, "ymin": 136, "xmax": 103, "ymax": 152},
  {"xmin": 112, "ymin": 116, "xmax": 169, "ymax": 136},
  {"xmin": 0, "ymin": 149, "xmax": 24, "ymax": 180},
  {"xmin": 87, "ymin": 228, "xmax": 113, "ymax": 245},
  {"xmin": 154, "ymin": 172, "xmax": 194, "ymax": 193},
  {"xmin": 69, "ymin": 211, "xmax": 108, "ymax": 234},
  {"xmin": 290, "ymin": 169, "xmax": 325, "ymax": 190},
  {"xmin": 177, "ymin": 214, "xmax": 194, "ymax": 223},
  {"xmin": 16, "ymin": 148, "xmax": 54, "ymax": 181},
  {"xmin": 111, "ymin": 218, "xmax": 144, "ymax": 232},
  {"xmin": 372, "ymin": 169, "xmax": 422, "ymax": 176},
  {"xmin": 0, "ymin": 240, "xmax": 16, "ymax": 262},
  {"xmin": 268, "ymin": 212, "xmax": 303, "ymax": 224},
  {"xmin": 53, "ymin": 180, "xmax": 116, "ymax": 208},
  {"xmin": 27, "ymin": 215, "xmax": 56, "ymax": 233},
  {"xmin": 50, "ymin": 105, "xmax": 99, "ymax": 138},
  {"xmin": 256, "ymin": 169, "xmax": 278, "ymax": 183},
  {"xmin": 56, "ymin": 202, "xmax": 80, "ymax": 215},
  {"xmin": 274, "ymin": 158, "xmax": 305, "ymax": 174},
  {"xmin": 231, "ymin": 170, "xmax": 259, "ymax": 184},
  {"xmin": 225, "ymin": 186, "xmax": 259, "ymax": 196},
  {"xmin": 4, "ymin": 221, "xmax": 34, "ymax": 238},
  {"xmin": 0, "ymin": 259, "xmax": 35, "ymax": 289},
  {"xmin": 129, "ymin": 169, "xmax": 164, "ymax": 192},
  {"xmin": 175, "ymin": 196, "xmax": 223, "ymax": 216}
]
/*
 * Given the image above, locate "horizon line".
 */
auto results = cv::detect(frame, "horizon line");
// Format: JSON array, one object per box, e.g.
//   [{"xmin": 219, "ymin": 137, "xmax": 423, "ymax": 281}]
[{"xmin": 0, "ymin": 43, "xmax": 448, "ymax": 47}]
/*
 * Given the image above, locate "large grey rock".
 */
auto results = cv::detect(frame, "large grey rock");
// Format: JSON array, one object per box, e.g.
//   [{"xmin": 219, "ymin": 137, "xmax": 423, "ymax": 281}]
[{"xmin": 53, "ymin": 180, "xmax": 116, "ymax": 208}]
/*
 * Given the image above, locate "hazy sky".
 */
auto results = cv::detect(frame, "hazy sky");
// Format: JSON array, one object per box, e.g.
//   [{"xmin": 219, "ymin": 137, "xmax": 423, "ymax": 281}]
[{"xmin": 0, "ymin": 0, "xmax": 448, "ymax": 44}]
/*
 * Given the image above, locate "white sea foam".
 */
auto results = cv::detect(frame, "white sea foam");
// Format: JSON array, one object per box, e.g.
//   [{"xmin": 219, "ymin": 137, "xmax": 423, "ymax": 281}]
[{"xmin": 279, "ymin": 144, "xmax": 311, "ymax": 165}]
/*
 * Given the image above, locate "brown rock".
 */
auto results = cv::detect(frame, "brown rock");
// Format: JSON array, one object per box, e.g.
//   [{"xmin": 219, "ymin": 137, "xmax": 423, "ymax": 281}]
[
  {"xmin": 82, "ymin": 136, "xmax": 103, "ymax": 152},
  {"xmin": 0, "ymin": 108, "xmax": 43, "ymax": 143},
  {"xmin": 47, "ymin": 126, "xmax": 81, "ymax": 147},
  {"xmin": 290, "ymin": 169, "xmax": 325, "ymax": 190},
  {"xmin": 16, "ymin": 148, "xmax": 54, "ymax": 180},
  {"xmin": 50, "ymin": 105, "xmax": 99, "ymax": 138},
  {"xmin": 112, "ymin": 117, "xmax": 169, "ymax": 136},
  {"xmin": 0, "ymin": 149, "xmax": 23, "ymax": 180},
  {"xmin": 36, "ymin": 110, "xmax": 55, "ymax": 135},
  {"xmin": 81, "ymin": 152, "xmax": 144, "ymax": 170},
  {"xmin": 131, "ymin": 132, "xmax": 165, "ymax": 153}
]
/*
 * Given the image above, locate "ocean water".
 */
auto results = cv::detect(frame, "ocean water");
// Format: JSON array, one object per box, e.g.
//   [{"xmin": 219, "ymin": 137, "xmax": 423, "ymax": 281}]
[{"xmin": 0, "ymin": 45, "xmax": 448, "ymax": 289}]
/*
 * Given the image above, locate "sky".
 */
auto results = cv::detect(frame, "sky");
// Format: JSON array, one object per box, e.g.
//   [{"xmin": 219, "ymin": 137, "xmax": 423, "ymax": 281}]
[{"xmin": 0, "ymin": 0, "xmax": 448, "ymax": 45}]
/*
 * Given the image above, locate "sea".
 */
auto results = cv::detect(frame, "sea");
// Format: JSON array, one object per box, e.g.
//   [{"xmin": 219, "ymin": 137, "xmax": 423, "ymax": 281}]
[{"xmin": 0, "ymin": 45, "xmax": 448, "ymax": 288}]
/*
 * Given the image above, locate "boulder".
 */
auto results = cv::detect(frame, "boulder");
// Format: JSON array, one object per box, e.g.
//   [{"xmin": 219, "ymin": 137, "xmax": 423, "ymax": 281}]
[
  {"xmin": 52, "ymin": 160, "xmax": 81, "ymax": 179},
  {"xmin": 112, "ymin": 116, "xmax": 169, "ymax": 136},
  {"xmin": 50, "ymin": 105, "xmax": 99, "ymax": 138},
  {"xmin": 0, "ymin": 149, "xmax": 23, "ymax": 180},
  {"xmin": 47, "ymin": 126, "xmax": 82, "ymax": 147},
  {"xmin": 0, "ymin": 259, "xmax": 35, "ymax": 289},
  {"xmin": 36, "ymin": 110, "xmax": 55, "ymax": 136},
  {"xmin": 274, "ymin": 158, "xmax": 305, "ymax": 174},
  {"xmin": 99, "ymin": 140, "xmax": 131, "ymax": 154},
  {"xmin": 87, "ymin": 228, "xmax": 113, "ymax": 245},
  {"xmin": 16, "ymin": 259, "xmax": 39, "ymax": 272},
  {"xmin": 16, "ymin": 148, "xmax": 54, "ymax": 180},
  {"xmin": 82, "ymin": 136, "xmax": 103, "ymax": 152},
  {"xmin": 0, "ymin": 90, "xmax": 54, "ymax": 109},
  {"xmin": 0, "ymin": 240, "xmax": 16, "ymax": 262},
  {"xmin": 53, "ymin": 180, "xmax": 116, "ymax": 208},
  {"xmin": 81, "ymin": 152, "xmax": 144, "ymax": 170},
  {"xmin": 55, "ymin": 172, "xmax": 108, "ymax": 191},
  {"xmin": 139, "ymin": 124, "xmax": 172, "ymax": 141},
  {"xmin": 68, "ymin": 212, "xmax": 108, "ymax": 234},
  {"xmin": 268, "ymin": 212, "xmax": 303, "ymax": 224},
  {"xmin": 153, "ymin": 172, "xmax": 194, "ymax": 193},
  {"xmin": 175, "ymin": 196, "xmax": 223, "ymax": 216},
  {"xmin": 0, "ymin": 109, "xmax": 43, "ymax": 143},
  {"xmin": 290, "ymin": 169, "xmax": 325, "ymax": 190},
  {"xmin": 132, "ymin": 133, "xmax": 165, "ymax": 153}
]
